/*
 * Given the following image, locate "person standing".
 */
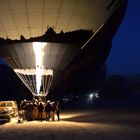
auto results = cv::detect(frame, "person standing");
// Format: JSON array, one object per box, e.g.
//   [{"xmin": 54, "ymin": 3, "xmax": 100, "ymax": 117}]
[
  {"xmin": 26, "ymin": 102, "xmax": 34, "ymax": 121},
  {"xmin": 50, "ymin": 102, "xmax": 56, "ymax": 121},
  {"xmin": 19, "ymin": 100, "xmax": 27, "ymax": 121},
  {"xmin": 45, "ymin": 100, "xmax": 51, "ymax": 121},
  {"xmin": 38, "ymin": 102, "xmax": 44, "ymax": 121},
  {"xmin": 56, "ymin": 101, "xmax": 61, "ymax": 121}
]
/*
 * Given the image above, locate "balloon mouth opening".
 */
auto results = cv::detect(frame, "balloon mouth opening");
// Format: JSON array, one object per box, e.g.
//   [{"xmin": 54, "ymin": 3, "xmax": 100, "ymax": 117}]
[
  {"xmin": 32, "ymin": 91, "xmax": 48, "ymax": 97},
  {"xmin": 14, "ymin": 68, "xmax": 53, "ymax": 97}
]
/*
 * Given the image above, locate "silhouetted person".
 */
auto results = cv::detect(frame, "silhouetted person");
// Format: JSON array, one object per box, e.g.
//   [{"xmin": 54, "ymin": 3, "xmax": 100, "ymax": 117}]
[
  {"xmin": 56, "ymin": 101, "xmax": 61, "ymax": 121},
  {"xmin": 26, "ymin": 102, "xmax": 34, "ymax": 121},
  {"xmin": 50, "ymin": 102, "xmax": 56, "ymax": 121},
  {"xmin": 38, "ymin": 102, "xmax": 44, "ymax": 121},
  {"xmin": 19, "ymin": 100, "xmax": 27, "ymax": 121},
  {"xmin": 45, "ymin": 100, "xmax": 51, "ymax": 121}
]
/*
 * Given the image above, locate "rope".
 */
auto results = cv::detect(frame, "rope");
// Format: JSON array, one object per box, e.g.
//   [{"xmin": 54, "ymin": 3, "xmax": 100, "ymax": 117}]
[{"xmin": 4, "ymin": 55, "xmax": 53, "ymax": 97}]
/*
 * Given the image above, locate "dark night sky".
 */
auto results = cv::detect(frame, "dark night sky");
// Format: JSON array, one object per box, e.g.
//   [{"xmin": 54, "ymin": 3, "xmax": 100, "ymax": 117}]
[{"xmin": 107, "ymin": 0, "xmax": 140, "ymax": 75}]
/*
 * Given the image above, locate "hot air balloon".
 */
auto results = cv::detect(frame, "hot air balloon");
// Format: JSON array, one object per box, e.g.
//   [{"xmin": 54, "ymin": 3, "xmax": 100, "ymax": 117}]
[
  {"xmin": 0, "ymin": 0, "xmax": 128, "ymax": 99},
  {"xmin": 0, "ymin": 42, "xmax": 81, "ymax": 97}
]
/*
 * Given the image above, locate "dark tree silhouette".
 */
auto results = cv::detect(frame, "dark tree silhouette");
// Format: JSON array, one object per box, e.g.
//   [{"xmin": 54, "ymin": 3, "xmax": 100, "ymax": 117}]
[{"xmin": 0, "ymin": 27, "xmax": 93, "ymax": 45}]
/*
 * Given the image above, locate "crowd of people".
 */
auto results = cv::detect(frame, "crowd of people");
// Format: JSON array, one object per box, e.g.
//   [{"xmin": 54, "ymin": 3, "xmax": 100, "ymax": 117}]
[{"xmin": 18, "ymin": 98, "xmax": 61, "ymax": 123}]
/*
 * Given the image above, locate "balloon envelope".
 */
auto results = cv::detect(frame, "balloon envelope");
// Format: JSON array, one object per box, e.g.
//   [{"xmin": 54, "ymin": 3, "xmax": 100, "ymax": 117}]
[{"xmin": 0, "ymin": 42, "xmax": 80, "ymax": 96}]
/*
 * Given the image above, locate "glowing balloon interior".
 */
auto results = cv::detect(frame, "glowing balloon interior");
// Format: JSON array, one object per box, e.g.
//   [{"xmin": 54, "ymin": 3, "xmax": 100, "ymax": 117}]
[
  {"xmin": 6, "ymin": 42, "xmax": 53, "ymax": 97},
  {"xmin": 0, "ymin": 42, "xmax": 81, "ymax": 97},
  {"xmin": 14, "ymin": 68, "xmax": 53, "ymax": 97}
]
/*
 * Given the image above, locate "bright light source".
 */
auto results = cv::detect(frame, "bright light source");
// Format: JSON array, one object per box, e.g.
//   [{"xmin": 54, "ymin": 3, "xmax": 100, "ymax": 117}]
[
  {"xmin": 33, "ymin": 42, "xmax": 47, "ymax": 94},
  {"xmin": 95, "ymin": 93, "xmax": 99, "ymax": 98},
  {"xmin": 89, "ymin": 94, "xmax": 93, "ymax": 99},
  {"xmin": 88, "ymin": 92, "xmax": 99, "ymax": 101}
]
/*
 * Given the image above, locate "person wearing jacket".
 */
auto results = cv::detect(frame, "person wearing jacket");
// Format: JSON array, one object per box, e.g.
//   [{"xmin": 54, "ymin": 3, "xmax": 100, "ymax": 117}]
[
  {"xmin": 45, "ymin": 100, "xmax": 51, "ymax": 121},
  {"xmin": 38, "ymin": 102, "xmax": 44, "ymax": 121},
  {"xmin": 50, "ymin": 102, "xmax": 56, "ymax": 121},
  {"xmin": 56, "ymin": 101, "xmax": 61, "ymax": 121}
]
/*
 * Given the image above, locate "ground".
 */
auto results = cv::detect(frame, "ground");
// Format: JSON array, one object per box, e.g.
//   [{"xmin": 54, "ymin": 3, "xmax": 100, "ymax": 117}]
[{"xmin": 0, "ymin": 107, "xmax": 140, "ymax": 140}]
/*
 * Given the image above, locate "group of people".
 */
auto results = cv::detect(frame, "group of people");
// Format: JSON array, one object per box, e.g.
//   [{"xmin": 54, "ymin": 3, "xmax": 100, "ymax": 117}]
[
  {"xmin": 19, "ymin": 98, "xmax": 61, "ymax": 122},
  {"xmin": 19, "ymin": 100, "xmax": 34, "ymax": 121},
  {"xmin": 37, "ymin": 100, "xmax": 60, "ymax": 121}
]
